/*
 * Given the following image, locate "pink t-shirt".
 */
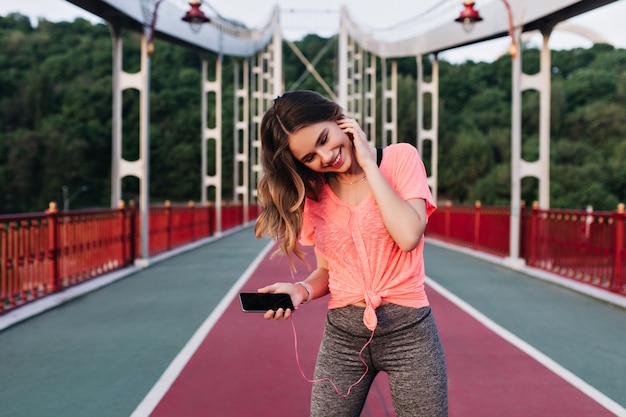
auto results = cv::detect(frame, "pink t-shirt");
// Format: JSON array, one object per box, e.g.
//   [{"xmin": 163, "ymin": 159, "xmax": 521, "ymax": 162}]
[{"xmin": 300, "ymin": 143, "xmax": 437, "ymax": 330}]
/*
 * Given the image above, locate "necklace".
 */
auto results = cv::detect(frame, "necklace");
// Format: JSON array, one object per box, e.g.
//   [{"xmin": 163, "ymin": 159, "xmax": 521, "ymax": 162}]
[{"xmin": 335, "ymin": 173, "xmax": 367, "ymax": 185}]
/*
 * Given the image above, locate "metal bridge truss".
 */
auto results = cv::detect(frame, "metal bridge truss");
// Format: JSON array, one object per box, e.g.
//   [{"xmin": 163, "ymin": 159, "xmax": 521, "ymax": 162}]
[
  {"xmin": 103, "ymin": 3, "xmax": 282, "ymax": 264},
  {"xmin": 337, "ymin": 1, "xmax": 614, "ymax": 266},
  {"xmin": 78, "ymin": 0, "xmax": 615, "ymax": 265}
]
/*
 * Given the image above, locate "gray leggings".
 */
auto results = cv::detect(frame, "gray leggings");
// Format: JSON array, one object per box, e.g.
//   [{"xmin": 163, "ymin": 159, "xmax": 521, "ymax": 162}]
[{"xmin": 311, "ymin": 304, "xmax": 448, "ymax": 417}]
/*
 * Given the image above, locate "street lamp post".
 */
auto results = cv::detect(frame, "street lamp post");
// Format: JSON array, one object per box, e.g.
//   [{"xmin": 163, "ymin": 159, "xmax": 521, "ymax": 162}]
[
  {"xmin": 455, "ymin": 0, "xmax": 526, "ymax": 268},
  {"xmin": 62, "ymin": 185, "xmax": 88, "ymax": 212},
  {"xmin": 182, "ymin": 0, "xmax": 211, "ymax": 32},
  {"xmin": 455, "ymin": 0, "xmax": 518, "ymax": 58},
  {"xmin": 145, "ymin": 0, "xmax": 211, "ymax": 54},
  {"xmin": 111, "ymin": 0, "xmax": 211, "ymax": 266}
]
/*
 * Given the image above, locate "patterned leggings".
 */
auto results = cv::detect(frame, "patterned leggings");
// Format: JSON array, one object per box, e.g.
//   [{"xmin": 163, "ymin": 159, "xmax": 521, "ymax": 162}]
[{"xmin": 310, "ymin": 304, "xmax": 448, "ymax": 417}]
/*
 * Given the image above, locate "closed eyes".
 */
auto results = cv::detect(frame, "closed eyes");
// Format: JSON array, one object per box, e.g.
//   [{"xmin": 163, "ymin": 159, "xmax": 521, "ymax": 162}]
[{"xmin": 301, "ymin": 131, "xmax": 328, "ymax": 163}]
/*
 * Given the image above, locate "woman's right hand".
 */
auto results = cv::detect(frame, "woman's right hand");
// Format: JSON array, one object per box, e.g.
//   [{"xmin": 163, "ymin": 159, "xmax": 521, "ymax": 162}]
[{"xmin": 257, "ymin": 282, "xmax": 307, "ymax": 320}]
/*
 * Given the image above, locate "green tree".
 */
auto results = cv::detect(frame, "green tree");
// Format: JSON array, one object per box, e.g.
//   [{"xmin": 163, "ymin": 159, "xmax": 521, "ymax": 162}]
[{"xmin": 1, "ymin": 15, "xmax": 625, "ymax": 214}]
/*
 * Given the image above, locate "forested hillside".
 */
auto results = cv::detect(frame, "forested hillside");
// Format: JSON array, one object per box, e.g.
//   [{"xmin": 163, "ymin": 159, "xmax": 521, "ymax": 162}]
[{"xmin": 1, "ymin": 13, "xmax": 624, "ymax": 214}]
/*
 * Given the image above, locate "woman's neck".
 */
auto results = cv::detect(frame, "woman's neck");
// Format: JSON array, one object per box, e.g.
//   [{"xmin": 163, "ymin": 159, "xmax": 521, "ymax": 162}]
[{"xmin": 334, "ymin": 169, "xmax": 366, "ymax": 185}]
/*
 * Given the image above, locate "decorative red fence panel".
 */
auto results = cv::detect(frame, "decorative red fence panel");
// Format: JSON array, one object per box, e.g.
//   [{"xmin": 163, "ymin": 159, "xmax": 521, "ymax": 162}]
[
  {"xmin": 427, "ymin": 202, "xmax": 510, "ymax": 257},
  {"xmin": 142, "ymin": 204, "xmax": 219, "ymax": 257},
  {"xmin": 247, "ymin": 205, "xmax": 261, "ymax": 221},
  {"xmin": 475, "ymin": 205, "xmax": 510, "ymax": 256},
  {"xmin": 59, "ymin": 210, "xmax": 125, "ymax": 287},
  {"xmin": 153, "ymin": 203, "xmax": 214, "ymax": 253},
  {"xmin": 149, "ymin": 205, "xmax": 170, "ymax": 255},
  {"xmin": 0, "ymin": 208, "xmax": 135, "ymax": 313},
  {"xmin": 222, "ymin": 205, "xmax": 244, "ymax": 232},
  {"xmin": 0, "ymin": 214, "xmax": 52, "ymax": 311},
  {"xmin": 427, "ymin": 201, "xmax": 624, "ymax": 295},
  {"xmin": 170, "ymin": 204, "xmax": 199, "ymax": 249},
  {"xmin": 525, "ymin": 205, "xmax": 625, "ymax": 294},
  {"xmin": 1, "ymin": 204, "xmax": 257, "ymax": 315}
]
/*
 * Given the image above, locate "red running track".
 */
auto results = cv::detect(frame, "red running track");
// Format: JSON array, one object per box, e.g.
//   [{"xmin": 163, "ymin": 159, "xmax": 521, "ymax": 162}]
[{"xmin": 149, "ymin": 247, "xmax": 615, "ymax": 417}]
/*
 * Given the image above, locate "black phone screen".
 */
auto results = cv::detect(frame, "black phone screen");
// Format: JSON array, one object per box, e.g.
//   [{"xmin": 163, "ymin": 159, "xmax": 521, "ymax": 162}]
[{"xmin": 239, "ymin": 292, "xmax": 294, "ymax": 313}]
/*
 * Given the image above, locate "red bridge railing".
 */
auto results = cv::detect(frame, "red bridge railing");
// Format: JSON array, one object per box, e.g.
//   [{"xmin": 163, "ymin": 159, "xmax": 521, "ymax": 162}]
[
  {"xmin": 427, "ymin": 201, "xmax": 625, "ymax": 296},
  {"xmin": 2, "ymin": 201, "xmax": 623, "ymax": 316},
  {"xmin": 426, "ymin": 201, "xmax": 511, "ymax": 257},
  {"xmin": 525, "ymin": 205, "xmax": 625, "ymax": 295},
  {"xmin": 0, "ymin": 203, "xmax": 258, "ymax": 314}
]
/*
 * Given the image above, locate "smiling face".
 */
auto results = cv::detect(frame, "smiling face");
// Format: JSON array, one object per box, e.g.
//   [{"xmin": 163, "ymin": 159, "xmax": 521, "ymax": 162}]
[{"xmin": 287, "ymin": 120, "xmax": 355, "ymax": 174}]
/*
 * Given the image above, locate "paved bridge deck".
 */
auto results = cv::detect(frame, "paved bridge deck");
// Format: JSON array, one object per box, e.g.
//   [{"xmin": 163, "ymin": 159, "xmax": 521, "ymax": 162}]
[{"xmin": 1, "ymin": 226, "xmax": 624, "ymax": 417}]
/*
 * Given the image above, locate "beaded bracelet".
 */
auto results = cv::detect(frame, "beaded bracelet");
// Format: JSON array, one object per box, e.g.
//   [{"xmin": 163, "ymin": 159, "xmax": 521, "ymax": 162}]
[{"xmin": 296, "ymin": 281, "xmax": 313, "ymax": 304}]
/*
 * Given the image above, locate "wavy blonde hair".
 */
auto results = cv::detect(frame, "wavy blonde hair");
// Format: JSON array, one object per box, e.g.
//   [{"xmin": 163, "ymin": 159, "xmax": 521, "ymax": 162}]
[{"xmin": 254, "ymin": 91, "xmax": 344, "ymax": 268}]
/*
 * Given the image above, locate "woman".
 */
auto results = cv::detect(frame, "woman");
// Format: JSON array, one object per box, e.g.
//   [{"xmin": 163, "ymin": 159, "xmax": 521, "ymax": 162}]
[{"xmin": 254, "ymin": 90, "xmax": 448, "ymax": 417}]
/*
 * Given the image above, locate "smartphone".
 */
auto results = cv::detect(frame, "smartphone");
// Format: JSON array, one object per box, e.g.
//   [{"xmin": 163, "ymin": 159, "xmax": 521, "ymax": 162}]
[{"xmin": 239, "ymin": 292, "xmax": 294, "ymax": 313}]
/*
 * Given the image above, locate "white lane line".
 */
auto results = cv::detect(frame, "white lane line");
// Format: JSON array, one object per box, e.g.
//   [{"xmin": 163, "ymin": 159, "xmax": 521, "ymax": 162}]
[
  {"xmin": 129, "ymin": 240, "xmax": 276, "ymax": 417},
  {"xmin": 426, "ymin": 277, "xmax": 626, "ymax": 417}
]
